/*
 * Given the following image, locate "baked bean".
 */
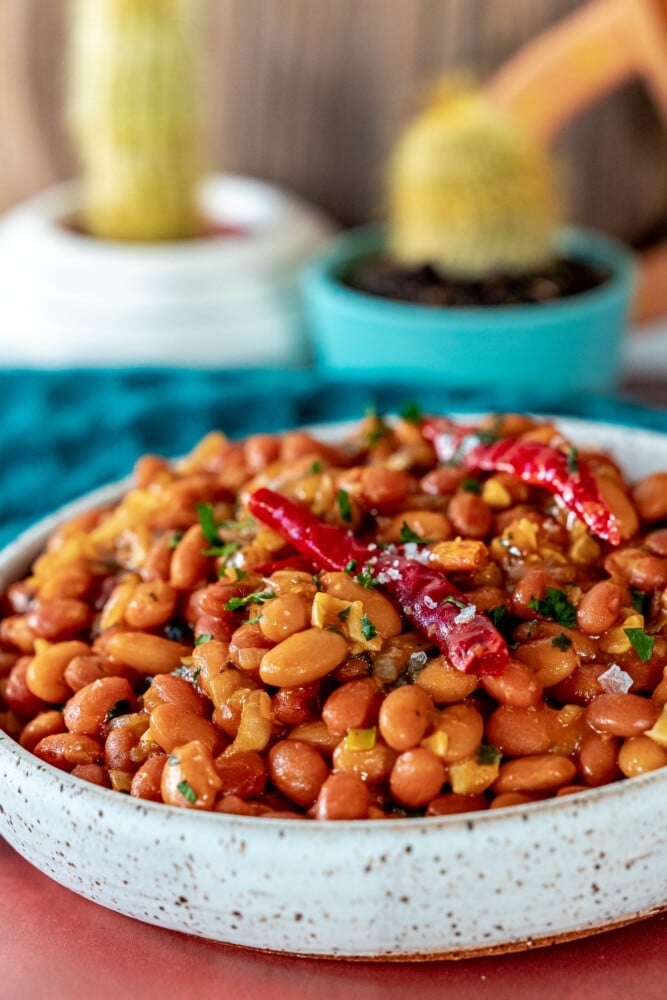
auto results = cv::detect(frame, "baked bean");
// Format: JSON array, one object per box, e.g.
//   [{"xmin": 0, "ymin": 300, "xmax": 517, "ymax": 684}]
[
  {"xmin": 585, "ymin": 693, "xmax": 660, "ymax": 738},
  {"xmin": 448, "ymin": 491, "xmax": 493, "ymax": 539},
  {"xmin": 618, "ymin": 735, "xmax": 667, "ymax": 777},
  {"xmin": 64, "ymin": 653, "xmax": 136, "ymax": 692},
  {"xmin": 595, "ymin": 475, "xmax": 639, "ymax": 540},
  {"xmin": 142, "ymin": 673, "xmax": 209, "ymax": 716},
  {"xmin": 415, "ymin": 656, "xmax": 478, "ymax": 704},
  {"xmin": 486, "ymin": 705, "xmax": 556, "ymax": 757},
  {"xmin": 481, "ymin": 659, "xmax": 543, "ymax": 708},
  {"xmin": 646, "ymin": 528, "xmax": 667, "ymax": 557},
  {"xmin": 106, "ymin": 632, "xmax": 192, "ymax": 675},
  {"xmin": 272, "ymin": 682, "xmax": 320, "ymax": 726},
  {"xmin": 259, "ymin": 628, "xmax": 348, "ymax": 687},
  {"xmin": 0, "ymin": 615, "xmax": 36, "ymax": 654},
  {"xmin": 27, "ymin": 599, "xmax": 91, "ymax": 641},
  {"xmin": 322, "ymin": 678, "xmax": 382, "ymax": 736},
  {"xmin": 434, "ymin": 703, "xmax": 484, "ymax": 763},
  {"xmin": 63, "ymin": 676, "xmax": 135, "ymax": 737},
  {"xmin": 4, "ymin": 656, "xmax": 48, "ymax": 717},
  {"xmin": 149, "ymin": 702, "xmax": 223, "ymax": 755},
  {"xmin": 389, "ymin": 748, "xmax": 446, "ymax": 808},
  {"xmin": 104, "ymin": 719, "xmax": 148, "ymax": 771},
  {"xmin": 258, "ymin": 593, "xmax": 309, "ymax": 643},
  {"xmin": 161, "ymin": 740, "xmax": 222, "ymax": 809},
  {"xmin": 551, "ymin": 663, "xmax": 606, "ymax": 706},
  {"xmin": 37, "ymin": 560, "xmax": 92, "ymax": 602},
  {"xmin": 359, "ymin": 466, "xmax": 410, "ymax": 509},
  {"xmin": 426, "ymin": 793, "xmax": 488, "ymax": 816},
  {"xmin": 420, "ymin": 466, "xmax": 466, "ymax": 496},
  {"xmin": 380, "ymin": 511, "xmax": 452, "ymax": 545},
  {"xmin": 489, "ymin": 792, "xmax": 535, "ymax": 809},
  {"xmin": 514, "ymin": 637, "xmax": 579, "ymax": 688},
  {"xmin": 578, "ymin": 730, "xmax": 619, "ymax": 786},
  {"xmin": 34, "ymin": 732, "xmax": 103, "ymax": 770},
  {"xmin": 244, "ymin": 434, "xmax": 280, "ymax": 473},
  {"xmin": 169, "ymin": 524, "xmax": 211, "ymax": 590},
  {"xmin": 577, "ymin": 581, "xmax": 623, "ymax": 635},
  {"xmin": 492, "ymin": 754, "xmax": 576, "ymax": 794},
  {"xmin": 19, "ymin": 710, "xmax": 66, "ymax": 752},
  {"xmin": 143, "ymin": 533, "xmax": 175, "ymax": 582},
  {"xmin": 25, "ymin": 640, "xmax": 90, "ymax": 704},
  {"xmin": 511, "ymin": 568, "xmax": 554, "ymax": 619},
  {"xmin": 321, "ymin": 573, "xmax": 403, "ymax": 639},
  {"xmin": 378, "ymin": 685, "xmax": 433, "ymax": 751},
  {"xmin": 287, "ymin": 720, "xmax": 341, "ymax": 756},
  {"xmin": 214, "ymin": 749, "xmax": 267, "ymax": 799},
  {"xmin": 332, "ymin": 738, "xmax": 397, "ymax": 784},
  {"xmin": 268, "ymin": 739, "xmax": 329, "ymax": 808},
  {"xmin": 124, "ymin": 581, "xmax": 178, "ymax": 629},
  {"xmin": 131, "ymin": 755, "xmax": 168, "ymax": 801},
  {"xmin": 633, "ymin": 472, "xmax": 667, "ymax": 523},
  {"xmin": 71, "ymin": 763, "xmax": 110, "ymax": 787},
  {"xmin": 314, "ymin": 771, "xmax": 370, "ymax": 820}
]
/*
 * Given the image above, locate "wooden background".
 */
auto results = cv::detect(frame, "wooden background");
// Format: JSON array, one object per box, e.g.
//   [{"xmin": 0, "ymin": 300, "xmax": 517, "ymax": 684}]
[{"xmin": 1, "ymin": 0, "xmax": 666, "ymax": 243}]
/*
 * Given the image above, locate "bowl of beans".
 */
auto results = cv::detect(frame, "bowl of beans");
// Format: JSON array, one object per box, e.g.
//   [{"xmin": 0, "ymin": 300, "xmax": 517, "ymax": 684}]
[{"xmin": 1, "ymin": 411, "xmax": 666, "ymax": 959}]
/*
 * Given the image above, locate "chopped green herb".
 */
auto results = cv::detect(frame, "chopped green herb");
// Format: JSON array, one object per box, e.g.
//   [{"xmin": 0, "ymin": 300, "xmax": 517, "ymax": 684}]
[
  {"xmin": 105, "ymin": 699, "xmax": 131, "ymax": 722},
  {"xmin": 462, "ymin": 478, "xmax": 482, "ymax": 495},
  {"xmin": 551, "ymin": 632, "xmax": 573, "ymax": 651},
  {"xmin": 360, "ymin": 615, "xmax": 378, "ymax": 640},
  {"xmin": 202, "ymin": 540, "xmax": 241, "ymax": 560},
  {"xmin": 338, "ymin": 606, "xmax": 351, "ymax": 622},
  {"xmin": 173, "ymin": 663, "xmax": 202, "ymax": 683},
  {"xmin": 344, "ymin": 559, "xmax": 358, "ymax": 574},
  {"xmin": 356, "ymin": 566, "xmax": 377, "ymax": 589},
  {"xmin": 366, "ymin": 419, "xmax": 390, "ymax": 448},
  {"xmin": 631, "ymin": 588, "xmax": 651, "ymax": 615},
  {"xmin": 528, "ymin": 588, "xmax": 576, "ymax": 628},
  {"xmin": 337, "ymin": 488, "xmax": 352, "ymax": 523},
  {"xmin": 177, "ymin": 780, "xmax": 197, "ymax": 804},
  {"xmin": 218, "ymin": 516, "xmax": 256, "ymax": 532},
  {"xmin": 224, "ymin": 590, "xmax": 277, "ymax": 611},
  {"xmin": 399, "ymin": 522, "xmax": 428, "ymax": 544},
  {"xmin": 196, "ymin": 502, "xmax": 221, "ymax": 545},
  {"xmin": 477, "ymin": 744, "xmax": 502, "ymax": 766},
  {"xmin": 566, "ymin": 447, "xmax": 579, "ymax": 474},
  {"xmin": 308, "ymin": 460, "xmax": 323, "ymax": 474},
  {"xmin": 486, "ymin": 605, "xmax": 510, "ymax": 637},
  {"xmin": 400, "ymin": 400, "xmax": 423, "ymax": 424},
  {"xmin": 195, "ymin": 633, "xmax": 212, "ymax": 646},
  {"xmin": 624, "ymin": 627, "xmax": 655, "ymax": 663},
  {"xmin": 477, "ymin": 428, "xmax": 500, "ymax": 446},
  {"xmin": 246, "ymin": 613, "xmax": 262, "ymax": 624},
  {"xmin": 167, "ymin": 531, "xmax": 183, "ymax": 550},
  {"xmin": 442, "ymin": 595, "xmax": 467, "ymax": 610}
]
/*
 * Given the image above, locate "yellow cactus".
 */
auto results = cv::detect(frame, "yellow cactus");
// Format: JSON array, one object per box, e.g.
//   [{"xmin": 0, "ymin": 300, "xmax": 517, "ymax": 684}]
[
  {"xmin": 387, "ymin": 81, "xmax": 561, "ymax": 278},
  {"xmin": 67, "ymin": 0, "xmax": 206, "ymax": 241}
]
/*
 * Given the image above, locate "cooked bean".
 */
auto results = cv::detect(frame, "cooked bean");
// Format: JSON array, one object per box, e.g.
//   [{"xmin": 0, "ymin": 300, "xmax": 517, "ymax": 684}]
[
  {"xmin": 595, "ymin": 475, "xmax": 639, "ymax": 540},
  {"xmin": 64, "ymin": 653, "xmax": 136, "ymax": 692},
  {"xmin": 618, "ymin": 735, "xmax": 667, "ymax": 777},
  {"xmin": 492, "ymin": 754, "xmax": 577, "ymax": 794},
  {"xmin": 481, "ymin": 659, "xmax": 543, "ymax": 708},
  {"xmin": 426, "ymin": 793, "xmax": 488, "ymax": 816},
  {"xmin": 106, "ymin": 632, "xmax": 192, "ymax": 675},
  {"xmin": 585, "ymin": 693, "xmax": 660, "ymax": 738},
  {"xmin": 272, "ymin": 682, "xmax": 321, "ymax": 727},
  {"xmin": 214, "ymin": 749, "xmax": 267, "ymax": 799},
  {"xmin": 161, "ymin": 740, "xmax": 222, "ymax": 809},
  {"xmin": 486, "ymin": 705, "xmax": 556, "ymax": 757},
  {"xmin": 321, "ymin": 573, "xmax": 403, "ymax": 639},
  {"xmin": 389, "ymin": 748, "xmax": 446, "ymax": 808},
  {"xmin": 415, "ymin": 656, "xmax": 478, "ymax": 704},
  {"xmin": 434, "ymin": 703, "xmax": 484, "ymax": 763},
  {"xmin": 332, "ymin": 738, "xmax": 397, "ymax": 784},
  {"xmin": 142, "ymin": 673, "xmax": 209, "ymax": 716},
  {"xmin": 381, "ymin": 510, "xmax": 452, "ymax": 545},
  {"xmin": 33, "ymin": 732, "xmax": 103, "ymax": 771},
  {"xmin": 359, "ymin": 466, "xmax": 409, "ymax": 508},
  {"xmin": 259, "ymin": 628, "xmax": 347, "ymax": 687},
  {"xmin": 287, "ymin": 720, "xmax": 341, "ymax": 756},
  {"xmin": 268, "ymin": 739, "xmax": 329, "ymax": 808},
  {"xmin": 19, "ymin": 710, "xmax": 66, "ymax": 752},
  {"xmin": 149, "ymin": 702, "xmax": 223, "ymax": 755},
  {"xmin": 448, "ymin": 491, "xmax": 493, "ymax": 539},
  {"xmin": 578, "ymin": 730, "xmax": 619, "ymax": 786},
  {"xmin": 25, "ymin": 640, "xmax": 90, "ymax": 704},
  {"xmin": 646, "ymin": 528, "xmax": 667, "ymax": 557},
  {"xmin": 378, "ymin": 685, "xmax": 433, "ymax": 751},
  {"xmin": 314, "ymin": 772, "xmax": 370, "ymax": 820},
  {"xmin": 169, "ymin": 524, "xmax": 211, "ymax": 590},
  {"xmin": 633, "ymin": 472, "xmax": 667, "ymax": 523},
  {"xmin": 322, "ymin": 677, "xmax": 382, "ymax": 737},
  {"xmin": 124, "ymin": 581, "xmax": 178, "ymax": 629},
  {"xmin": 130, "ymin": 755, "xmax": 168, "ymax": 801},
  {"xmin": 63, "ymin": 676, "xmax": 135, "ymax": 737},
  {"xmin": 258, "ymin": 593, "xmax": 309, "ymax": 643},
  {"xmin": 4, "ymin": 656, "xmax": 48, "ymax": 717},
  {"xmin": 489, "ymin": 792, "xmax": 535, "ymax": 809},
  {"xmin": 576, "ymin": 581, "xmax": 623, "ymax": 635},
  {"xmin": 514, "ymin": 637, "xmax": 579, "ymax": 688},
  {"xmin": 27, "ymin": 599, "xmax": 91, "ymax": 641}
]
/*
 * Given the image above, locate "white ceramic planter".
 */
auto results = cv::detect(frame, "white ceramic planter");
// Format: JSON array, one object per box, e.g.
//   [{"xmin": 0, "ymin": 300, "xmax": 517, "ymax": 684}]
[
  {"xmin": 1, "ymin": 417, "xmax": 666, "ymax": 959},
  {"xmin": 0, "ymin": 175, "xmax": 335, "ymax": 367}
]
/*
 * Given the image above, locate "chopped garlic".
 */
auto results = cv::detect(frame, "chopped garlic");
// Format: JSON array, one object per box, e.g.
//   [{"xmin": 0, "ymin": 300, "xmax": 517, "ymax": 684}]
[{"xmin": 598, "ymin": 663, "xmax": 633, "ymax": 694}]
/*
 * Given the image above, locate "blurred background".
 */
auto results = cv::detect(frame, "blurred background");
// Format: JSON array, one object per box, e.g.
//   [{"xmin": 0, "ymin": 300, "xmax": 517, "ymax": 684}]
[{"xmin": 1, "ymin": 0, "xmax": 666, "ymax": 243}]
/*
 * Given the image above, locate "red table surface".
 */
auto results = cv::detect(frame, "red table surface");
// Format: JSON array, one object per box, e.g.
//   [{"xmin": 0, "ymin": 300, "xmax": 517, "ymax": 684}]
[{"xmin": 1, "ymin": 839, "xmax": 665, "ymax": 1000}]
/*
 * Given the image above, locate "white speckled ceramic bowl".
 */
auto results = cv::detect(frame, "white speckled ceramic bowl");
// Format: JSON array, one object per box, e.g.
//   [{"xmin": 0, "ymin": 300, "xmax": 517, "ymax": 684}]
[{"xmin": 1, "ymin": 418, "xmax": 666, "ymax": 959}]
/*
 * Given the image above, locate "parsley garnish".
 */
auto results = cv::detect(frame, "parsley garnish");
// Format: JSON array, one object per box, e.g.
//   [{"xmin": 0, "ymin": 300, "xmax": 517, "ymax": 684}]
[
  {"xmin": 528, "ymin": 588, "xmax": 576, "ymax": 628},
  {"xmin": 224, "ymin": 590, "xmax": 276, "ymax": 611},
  {"xmin": 551, "ymin": 632, "xmax": 573, "ymax": 651},
  {"xmin": 337, "ymin": 489, "xmax": 352, "ymax": 523},
  {"xmin": 196, "ymin": 502, "xmax": 222, "ymax": 545},
  {"xmin": 630, "ymin": 588, "xmax": 650, "ymax": 616},
  {"xmin": 246, "ymin": 613, "xmax": 262, "ymax": 624},
  {"xmin": 477, "ymin": 744, "xmax": 502, "ymax": 766},
  {"xmin": 203, "ymin": 540, "xmax": 241, "ymax": 560},
  {"xmin": 360, "ymin": 615, "xmax": 378, "ymax": 640},
  {"xmin": 477, "ymin": 428, "xmax": 500, "ymax": 446},
  {"xmin": 167, "ymin": 531, "xmax": 183, "ymax": 550},
  {"xmin": 400, "ymin": 401, "xmax": 423, "ymax": 424},
  {"xmin": 105, "ymin": 699, "xmax": 131, "ymax": 722},
  {"xmin": 344, "ymin": 559, "xmax": 357, "ymax": 574},
  {"xmin": 195, "ymin": 633, "xmax": 212, "ymax": 646},
  {"xmin": 624, "ymin": 627, "xmax": 655, "ymax": 663},
  {"xmin": 442, "ymin": 595, "xmax": 467, "ymax": 610},
  {"xmin": 399, "ymin": 522, "xmax": 428, "ymax": 544},
  {"xmin": 486, "ymin": 605, "xmax": 510, "ymax": 637},
  {"xmin": 173, "ymin": 663, "xmax": 202, "ymax": 682},
  {"xmin": 366, "ymin": 419, "xmax": 390, "ymax": 448},
  {"xmin": 177, "ymin": 780, "xmax": 197, "ymax": 804},
  {"xmin": 338, "ymin": 607, "xmax": 351, "ymax": 622},
  {"xmin": 462, "ymin": 478, "xmax": 481, "ymax": 495},
  {"xmin": 356, "ymin": 566, "xmax": 377, "ymax": 589},
  {"xmin": 566, "ymin": 447, "xmax": 579, "ymax": 474},
  {"xmin": 309, "ymin": 460, "xmax": 323, "ymax": 474}
]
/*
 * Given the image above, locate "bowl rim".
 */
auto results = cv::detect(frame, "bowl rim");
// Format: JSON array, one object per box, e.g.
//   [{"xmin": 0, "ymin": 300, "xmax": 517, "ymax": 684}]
[
  {"xmin": 1, "ymin": 412, "xmax": 666, "ymax": 839},
  {"xmin": 301, "ymin": 223, "xmax": 637, "ymax": 326}
]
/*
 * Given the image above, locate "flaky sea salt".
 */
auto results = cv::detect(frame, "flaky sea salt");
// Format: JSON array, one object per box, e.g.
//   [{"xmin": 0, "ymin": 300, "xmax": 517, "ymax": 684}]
[
  {"xmin": 598, "ymin": 663, "xmax": 633, "ymax": 694},
  {"xmin": 454, "ymin": 604, "xmax": 477, "ymax": 625},
  {"xmin": 423, "ymin": 595, "xmax": 438, "ymax": 609}
]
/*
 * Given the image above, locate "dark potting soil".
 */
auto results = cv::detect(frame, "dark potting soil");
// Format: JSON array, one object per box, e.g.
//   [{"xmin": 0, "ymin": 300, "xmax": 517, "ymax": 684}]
[{"xmin": 344, "ymin": 255, "xmax": 610, "ymax": 307}]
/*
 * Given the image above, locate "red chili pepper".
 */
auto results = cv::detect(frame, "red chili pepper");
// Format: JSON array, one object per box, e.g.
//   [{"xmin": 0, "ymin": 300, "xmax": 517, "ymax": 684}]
[
  {"xmin": 422, "ymin": 417, "xmax": 620, "ymax": 546},
  {"xmin": 248, "ymin": 488, "xmax": 509, "ymax": 675}
]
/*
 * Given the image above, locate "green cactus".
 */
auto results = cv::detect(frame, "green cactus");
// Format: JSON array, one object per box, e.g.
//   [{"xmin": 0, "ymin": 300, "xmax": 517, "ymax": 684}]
[
  {"xmin": 67, "ymin": 0, "xmax": 206, "ymax": 242},
  {"xmin": 387, "ymin": 82, "xmax": 561, "ymax": 278}
]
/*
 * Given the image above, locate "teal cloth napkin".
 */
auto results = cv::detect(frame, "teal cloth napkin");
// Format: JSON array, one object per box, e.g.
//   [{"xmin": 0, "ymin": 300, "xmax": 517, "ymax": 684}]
[{"xmin": 1, "ymin": 368, "xmax": 666, "ymax": 549}]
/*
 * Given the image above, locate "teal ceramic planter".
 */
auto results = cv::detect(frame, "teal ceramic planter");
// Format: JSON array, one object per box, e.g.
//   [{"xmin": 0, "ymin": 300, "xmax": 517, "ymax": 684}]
[{"xmin": 301, "ymin": 225, "xmax": 636, "ymax": 401}]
